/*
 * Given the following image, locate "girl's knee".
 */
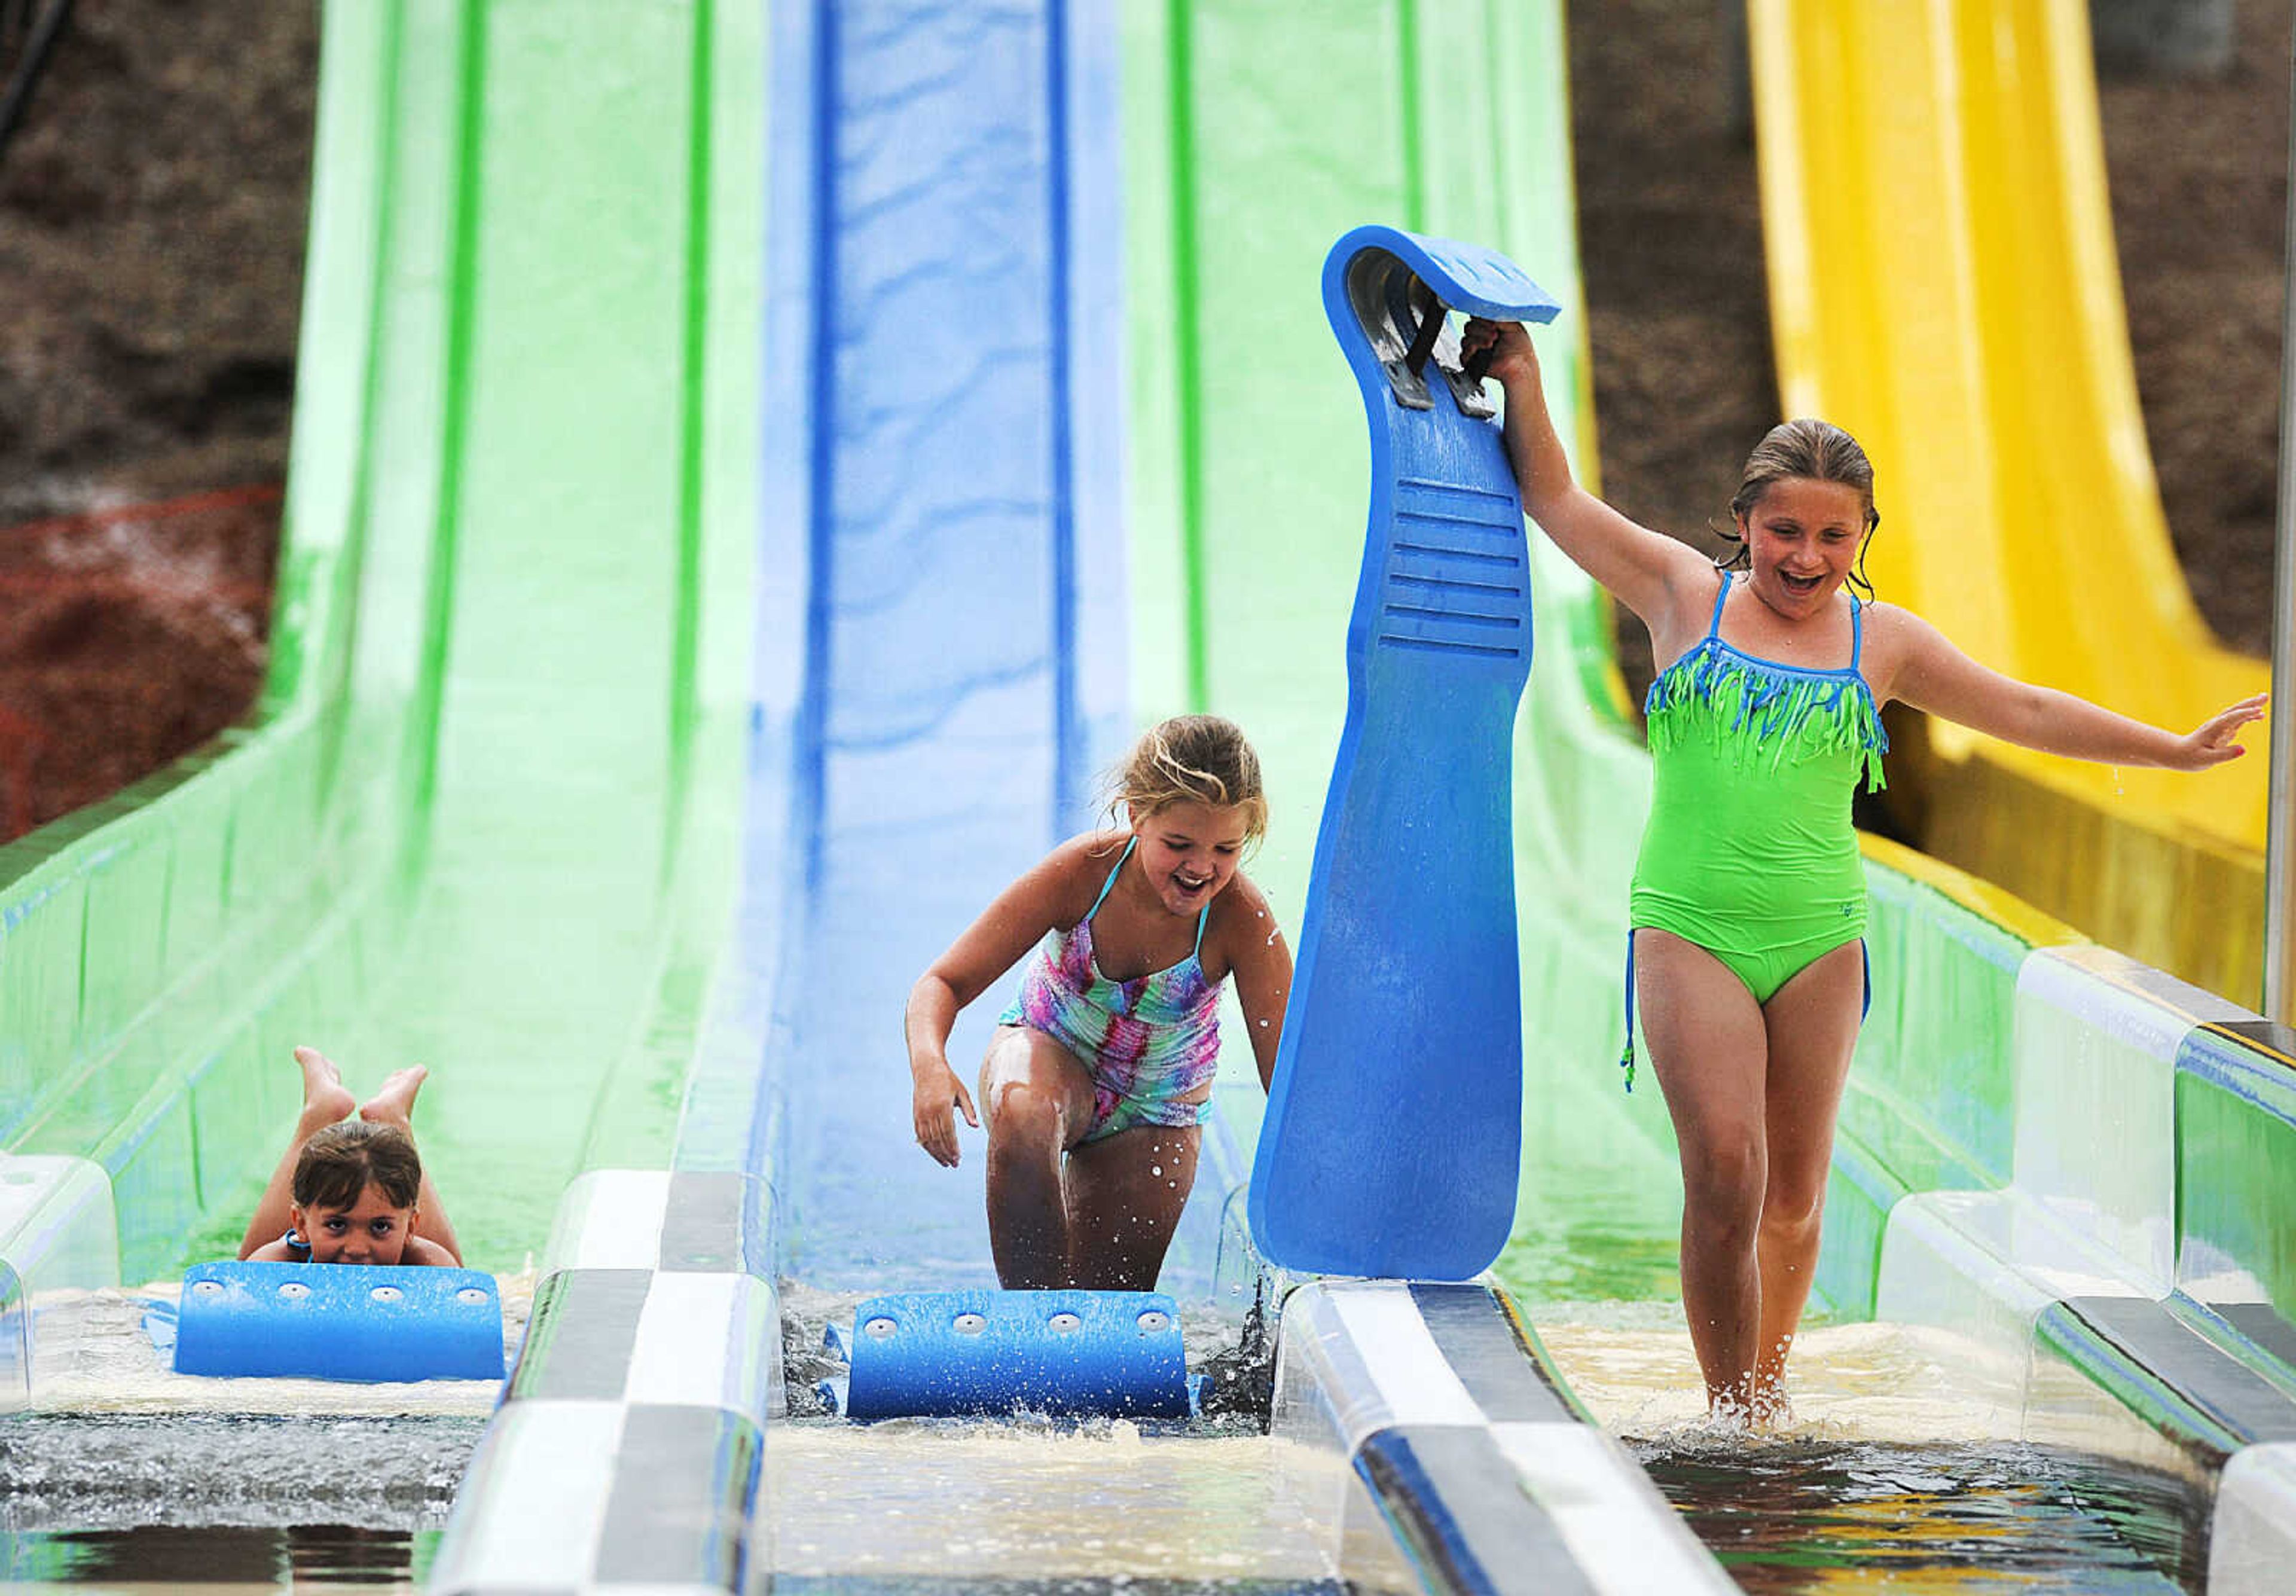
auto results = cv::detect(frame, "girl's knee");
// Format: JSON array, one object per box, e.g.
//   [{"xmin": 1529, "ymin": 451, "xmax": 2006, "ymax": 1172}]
[
  {"xmin": 985, "ymin": 1078, "xmax": 1071, "ymax": 1151},
  {"xmin": 1682, "ymin": 1130, "xmax": 1764, "ymax": 1234},
  {"xmin": 1761, "ymin": 1174, "xmax": 1827, "ymax": 1236}
]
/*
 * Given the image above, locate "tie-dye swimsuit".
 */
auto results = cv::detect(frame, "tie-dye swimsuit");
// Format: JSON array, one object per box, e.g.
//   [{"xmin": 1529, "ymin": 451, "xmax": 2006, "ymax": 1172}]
[{"xmin": 999, "ymin": 837, "xmax": 1222, "ymax": 1143}]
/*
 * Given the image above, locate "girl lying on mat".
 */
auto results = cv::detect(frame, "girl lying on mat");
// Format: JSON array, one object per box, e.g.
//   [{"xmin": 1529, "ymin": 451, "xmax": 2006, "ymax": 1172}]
[
  {"xmin": 239, "ymin": 1046, "xmax": 463, "ymax": 1267},
  {"xmin": 905, "ymin": 715, "xmax": 1292, "ymax": 1291},
  {"xmin": 1463, "ymin": 313, "xmax": 2264, "ymax": 1427}
]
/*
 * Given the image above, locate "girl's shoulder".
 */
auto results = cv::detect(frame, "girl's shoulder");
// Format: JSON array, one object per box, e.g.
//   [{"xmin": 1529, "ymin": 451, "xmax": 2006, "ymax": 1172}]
[
  {"xmin": 1049, "ymin": 828, "xmax": 1132, "ymax": 877},
  {"xmin": 1037, "ymin": 829, "xmax": 1132, "ymax": 921},
  {"xmin": 1850, "ymin": 599, "xmax": 1936, "ymax": 677},
  {"xmin": 1203, "ymin": 870, "xmax": 1277, "ymax": 955}
]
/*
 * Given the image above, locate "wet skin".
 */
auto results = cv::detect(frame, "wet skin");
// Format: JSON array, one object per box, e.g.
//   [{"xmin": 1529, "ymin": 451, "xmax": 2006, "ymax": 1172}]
[
  {"xmin": 290, "ymin": 1182, "xmax": 420, "ymax": 1265},
  {"xmin": 1736, "ymin": 476, "xmax": 1867, "ymax": 624}
]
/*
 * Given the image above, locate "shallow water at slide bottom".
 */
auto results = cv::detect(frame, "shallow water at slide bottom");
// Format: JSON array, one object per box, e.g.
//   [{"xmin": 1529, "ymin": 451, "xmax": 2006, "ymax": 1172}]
[
  {"xmin": 0, "ymin": 1278, "xmax": 530, "ymax": 1590},
  {"xmin": 0, "ymin": 1283, "xmax": 2218, "ymax": 1592},
  {"xmin": 767, "ymin": 1284, "xmax": 1402, "ymax": 1588},
  {"xmin": 1543, "ymin": 1305, "xmax": 2208, "ymax": 1593}
]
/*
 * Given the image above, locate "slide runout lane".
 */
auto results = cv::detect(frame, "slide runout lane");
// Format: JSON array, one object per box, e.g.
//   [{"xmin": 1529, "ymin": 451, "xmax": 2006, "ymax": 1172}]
[
  {"xmin": 1, "ymin": 2, "xmax": 766, "ymax": 1587},
  {"xmin": 767, "ymin": 0, "xmax": 1138, "ymax": 1293}
]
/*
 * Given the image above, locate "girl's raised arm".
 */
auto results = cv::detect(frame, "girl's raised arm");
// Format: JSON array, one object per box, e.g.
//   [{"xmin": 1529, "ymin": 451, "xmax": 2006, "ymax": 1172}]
[
  {"xmin": 904, "ymin": 840, "xmax": 1097, "ymax": 1167},
  {"xmin": 1460, "ymin": 318, "xmax": 1711, "ymax": 633},
  {"xmin": 1877, "ymin": 605, "xmax": 2267, "ymax": 770}
]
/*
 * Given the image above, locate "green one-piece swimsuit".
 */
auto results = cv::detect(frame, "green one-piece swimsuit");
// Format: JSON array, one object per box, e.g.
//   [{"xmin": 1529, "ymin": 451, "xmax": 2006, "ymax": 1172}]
[{"xmin": 1620, "ymin": 571, "xmax": 1888, "ymax": 1090}]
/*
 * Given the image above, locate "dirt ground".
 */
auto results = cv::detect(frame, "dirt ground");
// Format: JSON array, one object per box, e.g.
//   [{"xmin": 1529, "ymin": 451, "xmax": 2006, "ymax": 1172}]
[
  {"xmin": 0, "ymin": 1, "xmax": 314, "ymax": 838},
  {"xmin": 0, "ymin": 1, "xmax": 2285, "ymax": 842}
]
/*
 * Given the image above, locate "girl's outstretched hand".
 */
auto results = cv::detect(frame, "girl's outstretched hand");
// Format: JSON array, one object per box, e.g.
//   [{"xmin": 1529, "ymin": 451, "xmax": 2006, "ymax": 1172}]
[
  {"xmin": 2176, "ymin": 692, "xmax": 2270, "ymax": 768},
  {"xmin": 912, "ymin": 1060, "xmax": 979, "ymax": 1168},
  {"xmin": 1460, "ymin": 317, "xmax": 1538, "ymax": 387}
]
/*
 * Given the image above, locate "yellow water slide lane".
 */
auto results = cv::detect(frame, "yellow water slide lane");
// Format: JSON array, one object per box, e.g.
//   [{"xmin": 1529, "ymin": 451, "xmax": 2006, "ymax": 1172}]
[{"xmin": 1747, "ymin": 0, "xmax": 2271, "ymax": 1000}]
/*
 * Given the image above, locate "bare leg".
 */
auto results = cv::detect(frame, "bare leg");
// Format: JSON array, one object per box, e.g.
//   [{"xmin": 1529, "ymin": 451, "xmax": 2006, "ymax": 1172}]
[
  {"xmin": 237, "ymin": 1046, "xmax": 356, "ymax": 1259},
  {"xmin": 1751, "ymin": 940, "xmax": 1865, "ymax": 1418},
  {"xmin": 359, "ymin": 1064, "xmax": 462, "ymax": 1265},
  {"xmin": 976, "ymin": 1027, "xmax": 1097, "ymax": 1289},
  {"xmin": 1064, "ymin": 1121, "xmax": 1202, "ymax": 1291},
  {"xmin": 1635, "ymin": 931, "xmax": 1771, "ymax": 1418}
]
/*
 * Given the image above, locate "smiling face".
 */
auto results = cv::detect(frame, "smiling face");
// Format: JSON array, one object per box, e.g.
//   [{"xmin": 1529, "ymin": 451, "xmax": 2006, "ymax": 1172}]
[
  {"xmin": 292, "ymin": 1182, "xmax": 419, "ymax": 1265},
  {"xmin": 1738, "ymin": 475, "xmax": 1869, "ymax": 620},
  {"xmin": 1131, "ymin": 799, "xmax": 1251, "ymax": 918}
]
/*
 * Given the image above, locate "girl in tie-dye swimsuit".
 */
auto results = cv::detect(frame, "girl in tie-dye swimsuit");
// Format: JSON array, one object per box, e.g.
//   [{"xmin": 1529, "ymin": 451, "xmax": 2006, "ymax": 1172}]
[
  {"xmin": 906, "ymin": 716, "xmax": 1294, "ymax": 1292},
  {"xmin": 1000, "ymin": 834, "xmax": 1223, "ymax": 1143}
]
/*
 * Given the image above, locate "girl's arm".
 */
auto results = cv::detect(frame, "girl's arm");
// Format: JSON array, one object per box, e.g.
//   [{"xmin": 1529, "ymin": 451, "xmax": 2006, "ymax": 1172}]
[
  {"xmin": 1460, "ymin": 318, "xmax": 1712, "ymax": 634},
  {"xmin": 404, "ymin": 1234, "xmax": 460, "ymax": 1267},
  {"xmin": 905, "ymin": 838, "xmax": 1103, "ymax": 1167},
  {"xmin": 1879, "ymin": 605, "xmax": 2267, "ymax": 769},
  {"xmin": 1215, "ymin": 874, "xmax": 1293, "ymax": 1091}
]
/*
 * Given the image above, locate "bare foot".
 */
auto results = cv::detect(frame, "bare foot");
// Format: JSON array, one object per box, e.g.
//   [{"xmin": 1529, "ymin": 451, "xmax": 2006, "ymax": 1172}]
[
  {"xmin": 1748, "ymin": 1381, "xmax": 1795, "ymax": 1432},
  {"xmin": 294, "ymin": 1045, "xmax": 356, "ymax": 1128},
  {"xmin": 1745, "ymin": 1396, "xmax": 1800, "ymax": 1433},
  {"xmin": 359, "ymin": 1064, "xmax": 429, "ymax": 1133}
]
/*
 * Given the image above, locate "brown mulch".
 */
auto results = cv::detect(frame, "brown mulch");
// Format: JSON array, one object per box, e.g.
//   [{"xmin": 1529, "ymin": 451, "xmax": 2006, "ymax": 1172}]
[
  {"xmin": 0, "ymin": 487, "xmax": 277, "ymax": 837},
  {"xmin": 0, "ymin": 0, "xmax": 314, "ymax": 841},
  {"xmin": 0, "ymin": 2, "xmax": 2284, "ymax": 844}
]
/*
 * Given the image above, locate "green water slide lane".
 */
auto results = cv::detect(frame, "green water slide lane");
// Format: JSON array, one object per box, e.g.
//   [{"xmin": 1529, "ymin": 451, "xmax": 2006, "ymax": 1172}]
[
  {"xmin": 1122, "ymin": 0, "xmax": 1684, "ymax": 1310},
  {"xmin": 0, "ymin": 0, "xmax": 764, "ymax": 1283}
]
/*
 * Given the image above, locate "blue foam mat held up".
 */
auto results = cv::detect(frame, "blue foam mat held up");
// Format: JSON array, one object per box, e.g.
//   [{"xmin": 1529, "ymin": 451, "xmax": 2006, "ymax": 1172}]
[
  {"xmin": 836, "ymin": 1289, "xmax": 1189, "ymax": 1420},
  {"xmin": 173, "ymin": 1261, "xmax": 505, "ymax": 1383},
  {"xmin": 1248, "ymin": 227, "xmax": 1560, "ymax": 1281}
]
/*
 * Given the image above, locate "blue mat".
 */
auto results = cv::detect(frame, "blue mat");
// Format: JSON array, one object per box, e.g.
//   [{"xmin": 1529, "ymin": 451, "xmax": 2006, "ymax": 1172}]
[
  {"xmin": 1248, "ymin": 227, "xmax": 1558, "ymax": 1280},
  {"xmin": 169, "ymin": 1261, "xmax": 505, "ymax": 1383},
  {"xmin": 833, "ymin": 1289, "xmax": 1190, "ymax": 1420}
]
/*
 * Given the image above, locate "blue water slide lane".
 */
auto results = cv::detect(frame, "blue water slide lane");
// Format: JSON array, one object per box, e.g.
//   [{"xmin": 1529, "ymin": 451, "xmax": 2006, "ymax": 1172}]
[{"xmin": 762, "ymin": 0, "xmax": 1165, "ymax": 1292}]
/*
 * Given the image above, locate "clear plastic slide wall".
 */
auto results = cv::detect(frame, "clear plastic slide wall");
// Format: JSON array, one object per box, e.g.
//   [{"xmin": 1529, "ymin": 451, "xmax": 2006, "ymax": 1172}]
[{"xmin": 1748, "ymin": 0, "xmax": 2273, "ymax": 1002}]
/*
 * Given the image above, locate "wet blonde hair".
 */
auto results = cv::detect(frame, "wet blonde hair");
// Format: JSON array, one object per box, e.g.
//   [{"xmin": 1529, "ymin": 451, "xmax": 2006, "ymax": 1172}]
[{"xmin": 1104, "ymin": 715, "xmax": 1268, "ymax": 847}]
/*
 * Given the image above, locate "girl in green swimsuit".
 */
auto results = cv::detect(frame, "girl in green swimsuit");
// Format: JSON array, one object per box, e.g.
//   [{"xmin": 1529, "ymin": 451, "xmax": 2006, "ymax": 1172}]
[{"xmin": 1462, "ymin": 316, "xmax": 2266, "ymax": 1426}]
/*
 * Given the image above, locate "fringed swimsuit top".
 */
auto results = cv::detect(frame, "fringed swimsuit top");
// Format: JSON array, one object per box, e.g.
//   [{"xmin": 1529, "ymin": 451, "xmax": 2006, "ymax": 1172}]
[
  {"xmin": 999, "ymin": 837, "xmax": 1224, "ymax": 1140},
  {"xmin": 1642, "ymin": 573, "xmax": 1887, "ymax": 793},
  {"xmin": 1621, "ymin": 572, "xmax": 1888, "ymax": 1085}
]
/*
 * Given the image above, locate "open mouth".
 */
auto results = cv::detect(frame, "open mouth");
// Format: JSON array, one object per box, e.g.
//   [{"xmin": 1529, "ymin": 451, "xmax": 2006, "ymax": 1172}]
[
  {"xmin": 1780, "ymin": 570, "xmax": 1824, "ymax": 597},
  {"xmin": 1173, "ymin": 872, "xmax": 1212, "ymax": 896}
]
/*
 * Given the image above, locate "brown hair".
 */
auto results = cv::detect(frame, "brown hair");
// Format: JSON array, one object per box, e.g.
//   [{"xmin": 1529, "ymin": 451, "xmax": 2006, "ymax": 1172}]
[
  {"xmin": 292, "ymin": 1121, "xmax": 422, "ymax": 1213},
  {"xmin": 1720, "ymin": 418, "xmax": 1881, "ymax": 594},
  {"xmin": 1105, "ymin": 715, "xmax": 1268, "ymax": 846}
]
